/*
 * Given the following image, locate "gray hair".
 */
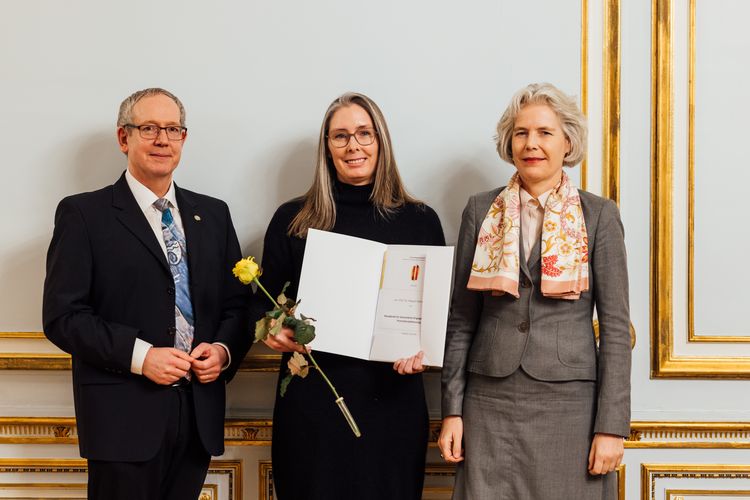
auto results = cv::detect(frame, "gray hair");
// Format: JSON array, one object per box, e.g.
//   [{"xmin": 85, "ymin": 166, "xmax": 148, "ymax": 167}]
[
  {"xmin": 495, "ymin": 82, "xmax": 587, "ymax": 167},
  {"xmin": 117, "ymin": 88, "xmax": 186, "ymax": 128}
]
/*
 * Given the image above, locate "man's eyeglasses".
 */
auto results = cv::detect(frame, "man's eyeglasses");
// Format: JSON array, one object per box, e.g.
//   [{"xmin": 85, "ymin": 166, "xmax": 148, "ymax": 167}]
[
  {"xmin": 327, "ymin": 128, "xmax": 377, "ymax": 148},
  {"xmin": 124, "ymin": 124, "xmax": 187, "ymax": 141}
]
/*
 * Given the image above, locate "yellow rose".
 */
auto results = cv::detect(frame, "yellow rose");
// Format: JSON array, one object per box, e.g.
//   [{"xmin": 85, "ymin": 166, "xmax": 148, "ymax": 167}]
[{"xmin": 232, "ymin": 257, "xmax": 261, "ymax": 285}]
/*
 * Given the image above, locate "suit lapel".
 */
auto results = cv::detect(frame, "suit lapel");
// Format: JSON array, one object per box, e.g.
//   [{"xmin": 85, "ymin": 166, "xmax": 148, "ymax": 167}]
[
  {"xmin": 527, "ymin": 234, "xmax": 542, "ymax": 273},
  {"xmin": 112, "ymin": 174, "xmax": 170, "ymax": 275},
  {"xmin": 176, "ymin": 185, "xmax": 201, "ymax": 288}
]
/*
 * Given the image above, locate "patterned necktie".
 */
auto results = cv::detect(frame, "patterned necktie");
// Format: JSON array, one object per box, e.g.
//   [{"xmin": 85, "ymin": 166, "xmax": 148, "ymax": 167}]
[{"xmin": 153, "ymin": 198, "xmax": 194, "ymax": 354}]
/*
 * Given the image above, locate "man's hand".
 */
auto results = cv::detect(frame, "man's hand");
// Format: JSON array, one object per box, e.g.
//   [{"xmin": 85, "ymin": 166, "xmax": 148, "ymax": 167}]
[
  {"xmin": 142, "ymin": 347, "xmax": 194, "ymax": 385},
  {"xmin": 393, "ymin": 351, "xmax": 425, "ymax": 375},
  {"xmin": 588, "ymin": 433, "xmax": 624, "ymax": 475},
  {"xmin": 190, "ymin": 343, "xmax": 228, "ymax": 384},
  {"xmin": 438, "ymin": 416, "xmax": 465, "ymax": 463}
]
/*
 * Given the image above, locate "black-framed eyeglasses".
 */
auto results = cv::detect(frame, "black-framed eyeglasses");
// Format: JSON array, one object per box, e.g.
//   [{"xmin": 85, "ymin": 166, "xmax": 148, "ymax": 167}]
[
  {"xmin": 124, "ymin": 123, "xmax": 187, "ymax": 141},
  {"xmin": 327, "ymin": 128, "xmax": 378, "ymax": 148}
]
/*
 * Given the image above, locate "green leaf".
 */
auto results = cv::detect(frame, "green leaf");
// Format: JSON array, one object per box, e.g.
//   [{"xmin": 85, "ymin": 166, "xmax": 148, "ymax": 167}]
[
  {"xmin": 269, "ymin": 312, "xmax": 287, "ymax": 336},
  {"xmin": 300, "ymin": 313, "xmax": 316, "ymax": 323},
  {"xmin": 293, "ymin": 322, "xmax": 316, "ymax": 345},
  {"xmin": 282, "ymin": 316, "xmax": 299, "ymax": 328},
  {"xmin": 254, "ymin": 318, "xmax": 270, "ymax": 342},
  {"xmin": 267, "ymin": 308, "xmax": 283, "ymax": 320},
  {"xmin": 279, "ymin": 373, "xmax": 294, "ymax": 397}
]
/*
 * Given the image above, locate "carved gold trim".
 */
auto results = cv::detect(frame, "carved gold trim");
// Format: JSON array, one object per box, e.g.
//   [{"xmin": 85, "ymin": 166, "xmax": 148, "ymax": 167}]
[
  {"xmin": 0, "ymin": 332, "xmax": 280, "ymax": 371},
  {"xmin": 0, "ymin": 332, "xmax": 45, "ymax": 339},
  {"xmin": 650, "ymin": 0, "xmax": 750, "ymax": 377},
  {"xmin": 224, "ymin": 419, "xmax": 273, "ymax": 446},
  {"xmin": 3, "ymin": 418, "xmax": 750, "ymax": 450},
  {"xmin": 642, "ymin": 464, "xmax": 750, "ymax": 500},
  {"xmin": 0, "ymin": 481, "xmax": 219, "ymax": 500},
  {"xmin": 258, "ymin": 460, "xmax": 274, "ymax": 500},
  {"xmin": 628, "ymin": 421, "xmax": 750, "ymax": 448},
  {"xmin": 0, "ymin": 459, "xmax": 238, "ymax": 500},
  {"xmin": 685, "ymin": 0, "xmax": 750, "ymax": 344},
  {"xmin": 0, "ymin": 353, "xmax": 71, "ymax": 370},
  {"xmin": 667, "ymin": 489, "xmax": 750, "ymax": 498},
  {"xmin": 602, "ymin": 0, "xmax": 621, "ymax": 203}
]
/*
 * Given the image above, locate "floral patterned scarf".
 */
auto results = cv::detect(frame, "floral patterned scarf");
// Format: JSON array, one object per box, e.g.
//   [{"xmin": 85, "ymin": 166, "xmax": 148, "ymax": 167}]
[{"xmin": 467, "ymin": 171, "xmax": 589, "ymax": 299}]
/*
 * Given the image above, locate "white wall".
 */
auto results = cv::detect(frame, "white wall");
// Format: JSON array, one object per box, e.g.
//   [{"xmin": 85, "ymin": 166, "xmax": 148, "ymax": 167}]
[{"xmin": 2, "ymin": 0, "xmax": 750, "ymax": 498}]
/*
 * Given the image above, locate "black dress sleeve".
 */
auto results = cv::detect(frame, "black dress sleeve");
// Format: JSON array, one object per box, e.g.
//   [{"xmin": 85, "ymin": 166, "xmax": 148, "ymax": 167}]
[
  {"xmin": 248, "ymin": 201, "xmax": 303, "ymax": 324},
  {"xmin": 421, "ymin": 204, "xmax": 446, "ymax": 246}
]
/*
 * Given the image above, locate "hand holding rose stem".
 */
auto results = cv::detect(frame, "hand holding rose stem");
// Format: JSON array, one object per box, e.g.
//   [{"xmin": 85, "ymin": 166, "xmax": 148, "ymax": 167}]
[{"xmin": 233, "ymin": 257, "xmax": 361, "ymax": 437}]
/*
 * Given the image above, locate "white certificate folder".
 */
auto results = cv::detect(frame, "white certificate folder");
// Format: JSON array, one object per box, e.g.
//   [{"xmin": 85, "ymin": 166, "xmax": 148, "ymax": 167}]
[{"xmin": 296, "ymin": 229, "xmax": 454, "ymax": 367}]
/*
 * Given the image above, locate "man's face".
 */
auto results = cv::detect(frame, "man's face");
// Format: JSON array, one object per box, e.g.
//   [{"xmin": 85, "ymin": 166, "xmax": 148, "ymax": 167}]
[{"xmin": 117, "ymin": 94, "xmax": 186, "ymax": 190}]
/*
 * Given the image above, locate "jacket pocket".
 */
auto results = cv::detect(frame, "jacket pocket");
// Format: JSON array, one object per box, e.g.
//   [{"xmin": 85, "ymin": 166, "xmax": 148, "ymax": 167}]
[
  {"xmin": 556, "ymin": 321, "xmax": 597, "ymax": 368},
  {"xmin": 468, "ymin": 317, "xmax": 499, "ymax": 366}
]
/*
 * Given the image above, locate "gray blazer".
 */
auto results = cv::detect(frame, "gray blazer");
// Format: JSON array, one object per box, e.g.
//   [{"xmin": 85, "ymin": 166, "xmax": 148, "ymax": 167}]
[{"xmin": 441, "ymin": 187, "xmax": 631, "ymax": 437}]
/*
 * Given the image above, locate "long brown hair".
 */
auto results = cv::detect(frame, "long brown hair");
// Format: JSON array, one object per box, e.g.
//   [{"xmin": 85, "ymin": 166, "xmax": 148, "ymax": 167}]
[{"xmin": 288, "ymin": 92, "xmax": 419, "ymax": 238}]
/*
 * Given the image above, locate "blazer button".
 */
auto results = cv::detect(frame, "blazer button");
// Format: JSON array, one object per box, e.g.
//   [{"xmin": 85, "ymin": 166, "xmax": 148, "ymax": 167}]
[
  {"xmin": 167, "ymin": 326, "xmax": 176, "ymax": 336},
  {"xmin": 167, "ymin": 286, "xmax": 175, "ymax": 296},
  {"xmin": 518, "ymin": 321, "xmax": 529, "ymax": 333},
  {"xmin": 520, "ymin": 277, "xmax": 531, "ymax": 288}
]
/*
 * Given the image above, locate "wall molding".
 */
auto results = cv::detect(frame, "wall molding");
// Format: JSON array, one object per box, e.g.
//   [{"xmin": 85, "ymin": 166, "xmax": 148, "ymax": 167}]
[
  {"xmin": 0, "ymin": 459, "xmax": 241, "ymax": 500},
  {"xmin": 650, "ymin": 0, "xmax": 750, "ymax": 378},
  {"xmin": 1, "ymin": 418, "xmax": 749, "ymax": 449},
  {"xmin": 641, "ymin": 464, "xmax": 750, "ymax": 500}
]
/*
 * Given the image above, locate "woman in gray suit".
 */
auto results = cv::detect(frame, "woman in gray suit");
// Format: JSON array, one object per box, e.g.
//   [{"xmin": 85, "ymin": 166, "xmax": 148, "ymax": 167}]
[{"xmin": 439, "ymin": 82, "xmax": 631, "ymax": 499}]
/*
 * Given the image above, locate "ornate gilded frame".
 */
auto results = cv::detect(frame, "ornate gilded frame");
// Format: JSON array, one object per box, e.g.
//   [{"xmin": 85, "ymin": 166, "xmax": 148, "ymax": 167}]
[
  {"xmin": 0, "ymin": 459, "xmax": 241, "ymax": 500},
  {"xmin": 650, "ymin": 0, "xmax": 750, "ymax": 377},
  {"xmin": 641, "ymin": 464, "xmax": 750, "ymax": 500}
]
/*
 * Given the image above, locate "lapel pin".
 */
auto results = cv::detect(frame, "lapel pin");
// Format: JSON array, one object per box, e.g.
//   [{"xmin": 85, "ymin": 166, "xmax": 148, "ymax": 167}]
[{"xmin": 194, "ymin": 215, "xmax": 201, "ymax": 221}]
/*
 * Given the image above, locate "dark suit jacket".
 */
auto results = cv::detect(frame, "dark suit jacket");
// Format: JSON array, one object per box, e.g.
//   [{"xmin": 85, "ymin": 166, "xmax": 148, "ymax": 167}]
[
  {"xmin": 441, "ymin": 187, "xmax": 631, "ymax": 437},
  {"xmin": 43, "ymin": 173, "xmax": 251, "ymax": 461}
]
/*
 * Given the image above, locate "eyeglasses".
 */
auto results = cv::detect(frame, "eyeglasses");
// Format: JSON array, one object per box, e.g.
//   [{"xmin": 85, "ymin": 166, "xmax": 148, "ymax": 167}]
[
  {"xmin": 327, "ymin": 128, "xmax": 377, "ymax": 148},
  {"xmin": 124, "ymin": 123, "xmax": 187, "ymax": 141}
]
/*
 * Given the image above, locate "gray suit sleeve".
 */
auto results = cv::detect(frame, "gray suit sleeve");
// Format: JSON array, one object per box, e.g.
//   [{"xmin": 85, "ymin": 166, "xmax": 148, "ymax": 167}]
[
  {"xmin": 441, "ymin": 195, "xmax": 484, "ymax": 417},
  {"xmin": 591, "ymin": 199, "xmax": 632, "ymax": 437}
]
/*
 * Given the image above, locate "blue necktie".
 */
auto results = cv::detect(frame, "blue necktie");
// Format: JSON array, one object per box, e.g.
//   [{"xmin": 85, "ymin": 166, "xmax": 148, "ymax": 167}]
[{"xmin": 153, "ymin": 198, "xmax": 194, "ymax": 354}]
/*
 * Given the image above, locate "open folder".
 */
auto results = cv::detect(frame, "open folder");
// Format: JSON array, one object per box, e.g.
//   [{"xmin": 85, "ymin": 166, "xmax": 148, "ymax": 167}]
[{"xmin": 296, "ymin": 229, "xmax": 454, "ymax": 367}]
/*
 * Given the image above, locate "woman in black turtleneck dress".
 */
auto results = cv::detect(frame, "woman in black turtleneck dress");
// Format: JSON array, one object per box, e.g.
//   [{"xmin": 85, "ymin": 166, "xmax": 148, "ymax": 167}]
[{"xmin": 254, "ymin": 92, "xmax": 445, "ymax": 500}]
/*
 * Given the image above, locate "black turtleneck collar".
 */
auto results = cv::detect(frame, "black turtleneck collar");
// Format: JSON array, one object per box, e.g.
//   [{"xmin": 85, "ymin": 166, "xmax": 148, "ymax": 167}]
[{"xmin": 333, "ymin": 178, "xmax": 374, "ymax": 205}]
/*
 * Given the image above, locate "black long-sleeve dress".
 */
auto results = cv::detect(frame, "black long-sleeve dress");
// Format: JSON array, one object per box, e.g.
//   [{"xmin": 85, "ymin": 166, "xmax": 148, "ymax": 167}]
[{"xmin": 253, "ymin": 180, "xmax": 445, "ymax": 500}]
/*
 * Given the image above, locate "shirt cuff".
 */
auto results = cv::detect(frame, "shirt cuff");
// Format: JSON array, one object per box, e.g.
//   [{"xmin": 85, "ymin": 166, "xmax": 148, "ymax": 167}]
[
  {"xmin": 213, "ymin": 342, "xmax": 231, "ymax": 371},
  {"xmin": 130, "ymin": 338, "xmax": 153, "ymax": 375}
]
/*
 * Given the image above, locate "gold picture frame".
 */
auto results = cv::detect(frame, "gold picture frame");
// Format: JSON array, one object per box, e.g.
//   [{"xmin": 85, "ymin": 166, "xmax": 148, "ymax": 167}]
[
  {"xmin": 650, "ymin": 0, "xmax": 750, "ymax": 377},
  {"xmin": 642, "ymin": 464, "xmax": 750, "ymax": 500}
]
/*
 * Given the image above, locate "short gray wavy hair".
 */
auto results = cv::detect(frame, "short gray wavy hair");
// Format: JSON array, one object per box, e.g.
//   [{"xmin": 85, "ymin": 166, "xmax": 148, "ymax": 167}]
[
  {"xmin": 117, "ymin": 88, "xmax": 185, "ymax": 128},
  {"xmin": 495, "ymin": 82, "xmax": 587, "ymax": 167}
]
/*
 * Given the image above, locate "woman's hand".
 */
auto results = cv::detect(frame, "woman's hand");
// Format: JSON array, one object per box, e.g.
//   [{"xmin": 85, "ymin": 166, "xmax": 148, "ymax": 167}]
[
  {"xmin": 393, "ymin": 351, "xmax": 425, "ymax": 375},
  {"xmin": 587, "ymin": 433, "xmax": 624, "ymax": 475},
  {"xmin": 263, "ymin": 327, "xmax": 307, "ymax": 353},
  {"xmin": 438, "ymin": 416, "xmax": 464, "ymax": 463}
]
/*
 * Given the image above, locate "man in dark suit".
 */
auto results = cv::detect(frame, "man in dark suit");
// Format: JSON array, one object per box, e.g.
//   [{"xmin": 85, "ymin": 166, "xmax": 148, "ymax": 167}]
[{"xmin": 43, "ymin": 88, "xmax": 251, "ymax": 500}]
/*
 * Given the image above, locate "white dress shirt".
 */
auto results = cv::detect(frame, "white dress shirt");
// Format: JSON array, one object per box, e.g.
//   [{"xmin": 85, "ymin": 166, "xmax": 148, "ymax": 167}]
[
  {"xmin": 519, "ymin": 187, "xmax": 553, "ymax": 263},
  {"xmin": 125, "ymin": 170, "xmax": 230, "ymax": 375}
]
